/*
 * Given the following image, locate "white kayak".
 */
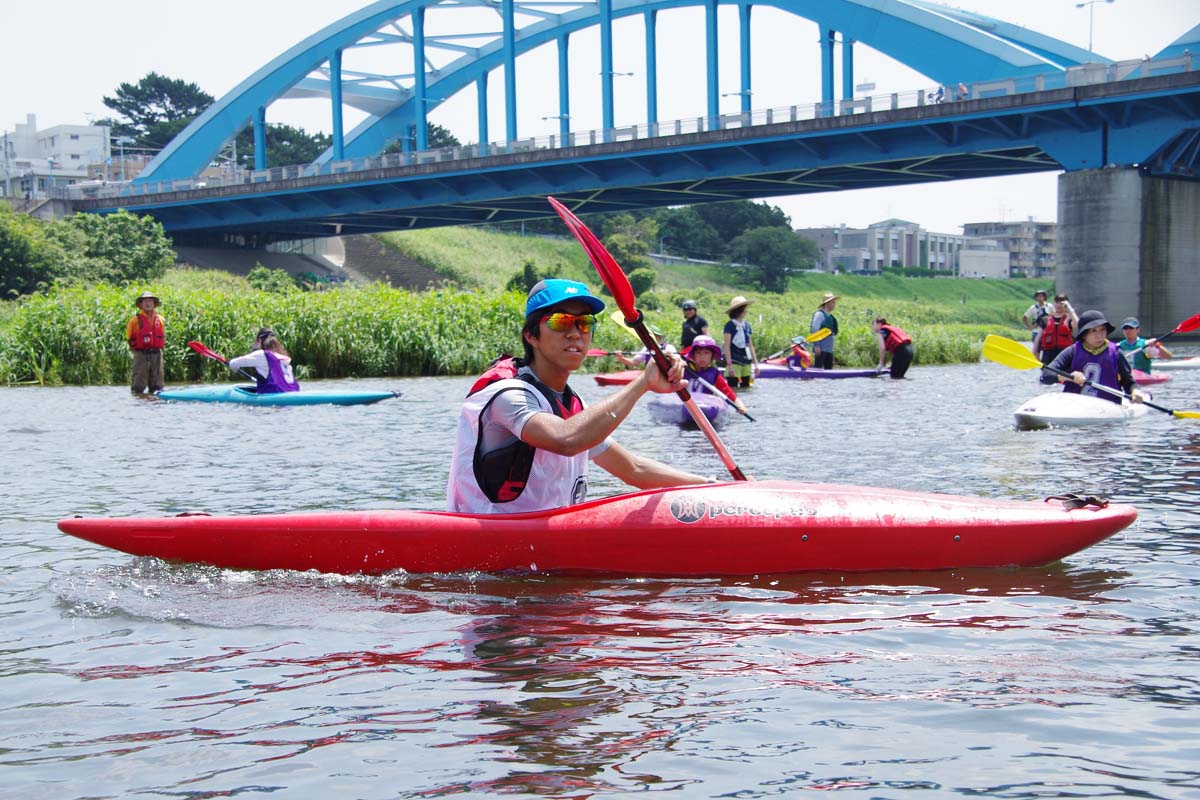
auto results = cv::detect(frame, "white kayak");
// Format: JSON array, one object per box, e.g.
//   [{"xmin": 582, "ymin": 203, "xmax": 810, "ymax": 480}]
[
  {"xmin": 1013, "ymin": 391, "xmax": 1152, "ymax": 430},
  {"xmin": 1150, "ymin": 356, "xmax": 1200, "ymax": 371}
]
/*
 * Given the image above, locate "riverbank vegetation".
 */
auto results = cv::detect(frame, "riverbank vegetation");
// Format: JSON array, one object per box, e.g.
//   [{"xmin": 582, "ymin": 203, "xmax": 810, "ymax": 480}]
[{"xmin": 0, "ymin": 255, "xmax": 1039, "ymax": 385}]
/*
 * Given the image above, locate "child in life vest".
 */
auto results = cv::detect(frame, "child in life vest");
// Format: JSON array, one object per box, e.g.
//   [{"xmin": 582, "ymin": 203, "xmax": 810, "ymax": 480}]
[
  {"xmin": 1044, "ymin": 310, "xmax": 1143, "ymax": 406},
  {"xmin": 683, "ymin": 335, "xmax": 748, "ymax": 416}
]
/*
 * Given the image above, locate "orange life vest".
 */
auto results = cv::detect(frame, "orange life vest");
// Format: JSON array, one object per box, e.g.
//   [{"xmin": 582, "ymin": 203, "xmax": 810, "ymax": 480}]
[
  {"xmin": 131, "ymin": 313, "xmax": 165, "ymax": 350},
  {"xmin": 1040, "ymin": 316, "xmax": 1073, "ymax": 350}
]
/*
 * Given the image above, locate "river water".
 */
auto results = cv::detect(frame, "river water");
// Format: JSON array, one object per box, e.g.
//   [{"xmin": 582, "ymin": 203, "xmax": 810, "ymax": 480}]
[{"xmin": 2, "ymin": 355, "xmax": 1199, "ymax": 799}]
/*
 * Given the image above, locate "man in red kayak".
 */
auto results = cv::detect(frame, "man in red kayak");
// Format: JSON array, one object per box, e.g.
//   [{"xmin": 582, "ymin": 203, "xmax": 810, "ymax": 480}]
[{"xmin": 447, "ymin": 279, "xmax": 712, "ymax": 514}]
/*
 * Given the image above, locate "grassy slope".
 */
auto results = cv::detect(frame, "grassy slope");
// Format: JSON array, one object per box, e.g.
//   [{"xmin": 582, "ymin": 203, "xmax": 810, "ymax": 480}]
[{"xmin": 376, "ymin": 226, "xmax": 1046, "ymax": 330}]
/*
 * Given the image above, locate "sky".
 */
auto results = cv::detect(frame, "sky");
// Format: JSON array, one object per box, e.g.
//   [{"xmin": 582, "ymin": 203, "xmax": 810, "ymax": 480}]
[{"xmin": 3, "ymin": 0, "xmax": 1195, "ymax": 234}]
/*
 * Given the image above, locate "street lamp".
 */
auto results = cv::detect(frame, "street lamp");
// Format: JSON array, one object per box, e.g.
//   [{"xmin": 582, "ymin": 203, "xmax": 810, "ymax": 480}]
[
  {"xmin": 113, "ymin": 135, "xmax": 134, "ymax": 181},
  {"xmin": 1075, "ymin": 0, "xmax": 1115, "ymax": 62}
]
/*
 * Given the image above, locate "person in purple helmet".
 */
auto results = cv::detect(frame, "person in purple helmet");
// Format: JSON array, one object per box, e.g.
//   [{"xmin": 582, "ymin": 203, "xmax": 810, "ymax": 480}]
[
  {"xmin": 227, "ymin": 328, "xmax": 300, "ymax": 394},
  {"xmin": 1043, "ymin": 310, "xmax": 1143, "ymax": 405}
]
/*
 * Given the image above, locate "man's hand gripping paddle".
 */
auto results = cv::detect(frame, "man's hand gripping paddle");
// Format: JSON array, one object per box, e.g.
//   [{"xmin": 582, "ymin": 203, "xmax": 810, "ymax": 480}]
[
  {"xmin": 547, "ymin": 196, "xmax": 749, "ymax": 480},
  {"xmin": 188, "ymin": 340, "xmax": 258, "ymax": 383},
  {"xmin": 982, "ymin": 334, "xmax": 1200, "ymax": 419}
]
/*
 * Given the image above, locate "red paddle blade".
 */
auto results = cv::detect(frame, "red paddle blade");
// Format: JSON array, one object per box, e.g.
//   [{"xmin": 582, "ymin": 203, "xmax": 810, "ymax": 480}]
[
  {"xmin": 187, "ymin": 340, "xmax": 227, "ymax": 363},
  {"xmin": 1171, "ymin": 313, "xmax": 1200, "ymax": 335},
  {"xmin": 547, "ymin": 197, "xmax": 637, "ymax": 317}
]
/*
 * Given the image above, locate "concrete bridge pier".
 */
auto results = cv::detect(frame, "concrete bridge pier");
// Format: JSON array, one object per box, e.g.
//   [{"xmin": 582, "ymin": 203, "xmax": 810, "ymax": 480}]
[{"xmin": 1057, "ymin": 168, "xmax": 1200, "ymax": 338}]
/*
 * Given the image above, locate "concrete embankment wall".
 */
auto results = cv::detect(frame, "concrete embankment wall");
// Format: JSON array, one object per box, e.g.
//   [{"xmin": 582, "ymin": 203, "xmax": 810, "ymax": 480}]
[{"xmin": 1058, "ymin": 168, "xmax": 1200, "ymax": 337}]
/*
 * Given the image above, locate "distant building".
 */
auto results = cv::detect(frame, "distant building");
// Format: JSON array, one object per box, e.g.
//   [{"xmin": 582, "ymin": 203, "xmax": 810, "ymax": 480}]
[
  {"xmin": 795, "ymin": 219, "xmax": 967, "ymax": 275},
  {"xmin": 958, "ymin": 238, "xmax": 1010, "ymax": 279},
  {"xmin": 961, "ymin": 218, "xmax": 1057, "ymax": 279},
  {"xmin": 2, "ymin": 114, "xmax": 114, "ymax": 199}
]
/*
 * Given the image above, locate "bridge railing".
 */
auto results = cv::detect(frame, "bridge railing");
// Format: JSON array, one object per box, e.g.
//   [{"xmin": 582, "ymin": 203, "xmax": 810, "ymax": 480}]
[{"xmin": 61, "ymin": 53, "xmax": 1195, "ymax": 202}]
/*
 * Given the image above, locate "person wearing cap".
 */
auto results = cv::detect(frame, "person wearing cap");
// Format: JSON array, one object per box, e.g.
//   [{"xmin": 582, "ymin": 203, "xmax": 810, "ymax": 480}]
[
  {"xmin": 872, "ymin": 317, "xmax": 915, "ymax": 379},
  {"xmin": 446, "ymin": 278, "xmax": 712, "ymax": 515},
  {"xmin": 125, "ymin": 291, "xmax": 165, "ymax": 394},
  {"xmin": 722, "ymin": 295, "xmax": 759, "ymax": 388},
  {"xmin": 1043, "ymin": 310, "xmax": 1143, "ymax": 405},
  {"xmin": 615, "ymin": 325, "xmax": 676, "ymax": 368},
  {"xmin": 1117, "ymin": 317, "xmax": 1173, "ymax": 374},
  {"xmin": 810, "ymin": 292, "xmax": 839, "ymax": 369},
  {"xmin": 680, "ymin": 299, "xmax": 709, "ymax": 349},
  {"xmin": 682, "ymin": 335, "xmax": 748, "ymax": 415},
  {"xmin": 1022, "ymin": 291, "xmax": 1052, "ymax": 350},
  {"xmin": 1037, "ymin": 293, "xmax": 1078, "ymax": 383},
  {"xmin": 227, "ymin": 328, "xmax": 300, "ymax": 394}
]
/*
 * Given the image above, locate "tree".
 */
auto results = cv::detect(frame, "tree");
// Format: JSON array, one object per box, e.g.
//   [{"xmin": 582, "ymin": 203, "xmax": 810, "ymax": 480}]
[
  {"xmin": 383, "ymin": 122, "xmax": 463, "ymax": 153},
  {"xmin": 651, "ymin": 207, "xmax": 724, "ymax": 261},
  {"xmin": 0, "ymin": 206, "xmax": 69, "ymax": 297},
  {"xmin": 58, "ymin": 210, "xmax": 175, "ymax": 285},
  {"xmin": 234, "ymin": 123, "xmax": 333, "ymax": 168},
  {"xmin": 728, "ymin": 227, "xmax": 816, "ymax": 293},
  {"xmin": 102, "ymin": 72, "xmax": 214, "ymax": 150},
  {"xmin": 695, "ymin": 201, "xmax": 791, "ymax": 245},
  {"xmin": 600, "ymin": 214, "xmax": 658, "ymax": 275}
]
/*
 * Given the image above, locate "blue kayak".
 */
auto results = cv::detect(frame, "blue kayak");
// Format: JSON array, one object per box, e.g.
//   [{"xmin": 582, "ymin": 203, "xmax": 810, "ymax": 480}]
[{"xmin": 157, "ymin": 385, "xmax": 402, "ymax": 406}]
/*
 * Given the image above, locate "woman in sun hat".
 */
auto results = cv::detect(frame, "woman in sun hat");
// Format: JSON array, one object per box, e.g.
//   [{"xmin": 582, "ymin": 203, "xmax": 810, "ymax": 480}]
[
  {"xmin": 810, "ymin": 292, "xmax": 839, "ymax": 369},
  {"xmin": 722, "ymin": 295, "xmax": 758, "ymax": 388},
  {"xmin": 126, "ymin": 291, "xmax": 165, "ymax": 395},
  {"xmin": 1043, "ymin": 310, "xmax": 1142, "ymax": 406}
]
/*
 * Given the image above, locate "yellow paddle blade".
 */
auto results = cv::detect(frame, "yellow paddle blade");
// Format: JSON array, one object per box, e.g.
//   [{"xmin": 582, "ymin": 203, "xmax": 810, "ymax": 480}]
[
  {"xmin": 609, "ymin": 309, "xmax": 641, "ymax": 342},
  {"xmin": 982, "ymin": 334, "xmax": 1043, "ymax": 370},
  {"xmin": 806, "ymin": 327, "xmax": 831, "ymax": 343},
  {"xmin": 1172, "ymin": 409, "xmax": 1200, "ymax": 419}
]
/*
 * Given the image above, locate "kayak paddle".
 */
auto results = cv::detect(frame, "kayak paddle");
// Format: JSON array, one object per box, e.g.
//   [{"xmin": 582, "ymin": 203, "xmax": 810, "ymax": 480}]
[
  {"xmin": 548, "ymin": 196, "xmax": 749, "ymax": 481},
  {"xmin": 188, "ymin": 340, "xmax": 258, "ymax": 382},
  {"xmin": 764, "ymin": 328, "xmax": 831, "ymax": 361},
  {"xmin": 982, "ymin": 334, "xmax": 1200, "ymax": 419},
  {"xmin": 688, "ymin": 371, "xmax": 756, "ymax": 421}
]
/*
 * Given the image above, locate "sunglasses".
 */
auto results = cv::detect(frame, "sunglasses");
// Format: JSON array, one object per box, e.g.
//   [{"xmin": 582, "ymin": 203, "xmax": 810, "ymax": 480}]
[{"xmin": 542, "ymin": 313, "xmax": 598, "ymax": 334}]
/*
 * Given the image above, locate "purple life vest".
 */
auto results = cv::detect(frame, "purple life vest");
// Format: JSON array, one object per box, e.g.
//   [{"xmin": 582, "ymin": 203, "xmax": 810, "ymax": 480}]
[
  {"xmin": 686, "ymin": 364, "xmax": 720, "ymax": 395},
  {"xmin": 257, "ymin": 351, "xmax": 300, "ymax": 394},
  {"xmin": 1064, "ymin": 342, "xmax": 1121, "ymax": 404}
]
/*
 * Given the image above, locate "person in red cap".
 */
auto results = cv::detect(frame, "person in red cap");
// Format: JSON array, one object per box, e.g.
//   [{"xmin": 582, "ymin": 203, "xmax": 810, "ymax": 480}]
[
  {"xmin": 446, "ymin": 279, "xmax": 711, "ymax": 514},
  {"xmin": 126, "ymin": 291, "xmax": 165, "ymax": 394}
]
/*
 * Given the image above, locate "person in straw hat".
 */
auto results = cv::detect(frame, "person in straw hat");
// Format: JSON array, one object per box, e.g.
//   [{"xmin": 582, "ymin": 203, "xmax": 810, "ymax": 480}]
[
  {"xmin": 722, "ymin": 295, "xmax": 758, "ymax": 388},
  {"xmin": 810, "ymin": 292, "xmax": 840, "ymax": 369},
  {"xmin": 126, "ymin": 291, "xmax": 165, "ymax": 395}
]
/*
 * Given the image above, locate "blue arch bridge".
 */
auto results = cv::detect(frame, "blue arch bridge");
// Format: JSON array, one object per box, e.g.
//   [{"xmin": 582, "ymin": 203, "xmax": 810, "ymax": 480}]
[{"xmin": 67, "ymin": 0, "xmax": 1200, "ymax": 332}]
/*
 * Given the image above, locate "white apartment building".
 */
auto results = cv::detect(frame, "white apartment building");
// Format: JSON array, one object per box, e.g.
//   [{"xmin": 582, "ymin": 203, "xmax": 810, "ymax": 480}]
[
  {"xmin": 796, "ymin": 219, "xmax": 967, "ymax": 275},
  {"xmin": 2, "ymin": 114, "xmax": 113, "ymax": 199}
]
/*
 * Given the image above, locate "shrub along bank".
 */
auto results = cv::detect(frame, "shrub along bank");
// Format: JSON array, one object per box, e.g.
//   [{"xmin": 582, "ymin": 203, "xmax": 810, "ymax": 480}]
[{"xmin": 0, "ymin": 268, "xmax": 1031, "ymax": 386}]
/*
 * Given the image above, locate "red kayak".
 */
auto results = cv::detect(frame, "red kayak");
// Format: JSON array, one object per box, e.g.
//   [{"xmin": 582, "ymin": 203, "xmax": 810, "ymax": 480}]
[
  {"xmin": 1132, "ymin": 370, "xmax": 1171, "ymax": 386},
  {"xmin": 593, "ymin": 370, "xmax": 642, "ymax": 386},
  {"xmin": 58, "ymin": 480, "xmax": 1134, "ymax": 578}
]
